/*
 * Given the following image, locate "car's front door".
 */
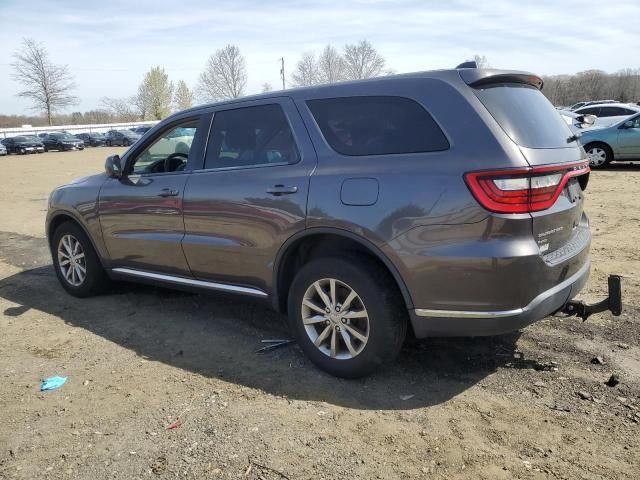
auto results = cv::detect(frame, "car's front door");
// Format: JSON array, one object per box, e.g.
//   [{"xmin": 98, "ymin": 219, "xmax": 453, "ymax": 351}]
[
  {"xmin": 98, "ymin": 114, "xmax": 210, "ymax": 276},
  {"xmin": 617, "ymin": 115, "xmax": 640, "ymax": 159},
  {"xmin": 181, "ymin": 98, "xmax": 316, "ymax": 294}
]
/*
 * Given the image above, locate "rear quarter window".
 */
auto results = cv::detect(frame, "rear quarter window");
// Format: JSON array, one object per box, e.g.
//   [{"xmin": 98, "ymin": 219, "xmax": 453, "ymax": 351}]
[
  {"xmin": 474, "ymin": 83, "xmax": 574, "ymax": 148},
  {"xmin": 307, "ymin": 96, "xmax": 449, "ymax": 156}
]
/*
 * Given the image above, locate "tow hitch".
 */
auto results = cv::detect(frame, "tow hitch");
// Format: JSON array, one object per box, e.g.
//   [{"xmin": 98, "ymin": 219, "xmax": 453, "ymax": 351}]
[{"xmin": 561, "ymin": 275, "xmax": 623, "ymax": 321}]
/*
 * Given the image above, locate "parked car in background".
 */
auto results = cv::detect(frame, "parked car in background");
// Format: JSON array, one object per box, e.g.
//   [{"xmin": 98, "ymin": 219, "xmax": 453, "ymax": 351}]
[
  {"xmin": 568, "ymin": 100, "xmax": 618, "ymax": 111},
  {"xmin": 75, "ymin": 132, "xmax": 106, "ymax": 147},
  {"xmin": 0, "ymin": 143, "xmax": 6, "ymax": 156},
  {"xmin": 46, "ymin": 67, "xmax": 596, "ymax": 378},
  {"xmin": 42, "ymin": 132, "xmax": 85, "ymax": 151},
  {"xmin": 105, "ymin": 130, "xmax": 141, "ymax": 146},
  {"xmin": 580, "ymin": 113, "xmax": 640, "ymax": 168},
  {"xmin": 131, "ymin": 126, "xmax": 153, "ymax": 135},
  {"xmin": 558, "ymin": 110, "xmax": 596, "ymax": 132},
  {"xmin": 571, "ymin": 103, "xmax": 640, "ymax": 127},
  {"xmin": 1, "ymin": 135, "xmax": 45, "ymax": 154}
]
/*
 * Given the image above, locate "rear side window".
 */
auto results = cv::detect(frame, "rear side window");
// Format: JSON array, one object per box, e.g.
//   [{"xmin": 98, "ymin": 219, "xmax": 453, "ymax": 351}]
[
  {"xmin": 474, "ymin": 84, "xmax": 574, "ymax": 148},
  {"xmin": 205, "ymin": 104, "xmax": 299, "ymax": 169},
  {"xmin": 599, "ymin": 107, "xmax": 624, "ymax": 117},
  {"xmin": 577, "ymin": 107, "xmax": 601, "ymax": 115},
  {"xmin": 307, "ymin": 96, "xmax": 449, "ymax": 156}
]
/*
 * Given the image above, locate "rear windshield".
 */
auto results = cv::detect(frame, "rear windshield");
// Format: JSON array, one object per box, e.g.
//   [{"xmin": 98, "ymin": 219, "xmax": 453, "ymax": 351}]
[
  {"xmin": 307, "ymin": 96, "xmax": 449, "ymax": 156},
  {"xmin": 474, "ymin": 83, "xmax": 573, "ymax": 148}
]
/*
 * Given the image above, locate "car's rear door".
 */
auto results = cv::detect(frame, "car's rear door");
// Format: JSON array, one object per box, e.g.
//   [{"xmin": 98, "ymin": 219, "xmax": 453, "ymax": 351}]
[
  {"xmin": 181, "ymin": 97, "xmax": 316, "ymax": 294},
  {"xmin": 98, "ymin": 113, "xmax": 211, "ymax": 276}
]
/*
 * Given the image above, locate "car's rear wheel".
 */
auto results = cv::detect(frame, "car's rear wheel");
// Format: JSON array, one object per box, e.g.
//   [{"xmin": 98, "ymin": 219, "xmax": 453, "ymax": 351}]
[
  {"xmin": 122, "ymin": 138, "xmax": 129, "ymax": 147},
  {"xmin": 288, "ymin": 256, "xmax": 407, "ymax": 378},
  {"xmin": 585, "ymin": 142, "xmax": 612, "ymax": 169},
  {"xmin": 52, "ymin": 221, "xmax": 110, "ymax": 297}
]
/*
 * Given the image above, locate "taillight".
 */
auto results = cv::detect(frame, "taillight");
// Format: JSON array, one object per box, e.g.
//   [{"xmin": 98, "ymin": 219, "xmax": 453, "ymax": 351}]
[{"xmin": 465, "ymin": 161, "xmax": 589, "ymax": 213}]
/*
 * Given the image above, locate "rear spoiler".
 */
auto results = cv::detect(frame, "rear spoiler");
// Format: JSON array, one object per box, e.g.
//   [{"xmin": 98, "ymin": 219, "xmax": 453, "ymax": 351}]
[{"xmin": 458, "ymin": 68, "xmax": 543, "ymax": 90}]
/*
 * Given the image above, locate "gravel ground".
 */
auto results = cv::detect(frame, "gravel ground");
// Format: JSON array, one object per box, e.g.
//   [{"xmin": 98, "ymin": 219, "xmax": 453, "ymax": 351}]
[{"xmin": 0, "ymin": 149, "xmax": 638, "ymax": 479}]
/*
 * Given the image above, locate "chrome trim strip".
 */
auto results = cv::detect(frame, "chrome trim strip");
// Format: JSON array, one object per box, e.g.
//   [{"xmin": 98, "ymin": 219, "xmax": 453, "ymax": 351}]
[
  {"xmin": 111, "ymin": 268, "xmax": 268, "ymax": 297},
  {"xmin": 414, "ymin": 308, "xmax": 523, "ymax": 318}
]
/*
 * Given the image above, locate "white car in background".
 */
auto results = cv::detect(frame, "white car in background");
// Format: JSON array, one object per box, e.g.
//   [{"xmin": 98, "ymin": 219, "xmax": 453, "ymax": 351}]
[
  {"xmin": 571, "ymin": 103, "xmax": 640, "ymax": 127},
  {"xmin": 558, "ymin": 110, "xmax": 596, "ymax": 133}
]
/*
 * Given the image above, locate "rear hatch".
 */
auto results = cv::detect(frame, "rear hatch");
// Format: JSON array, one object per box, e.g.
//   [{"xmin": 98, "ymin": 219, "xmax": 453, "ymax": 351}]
[{"xmin": 463, "ymin": 72, "xmax": 590, "ymax": 256}]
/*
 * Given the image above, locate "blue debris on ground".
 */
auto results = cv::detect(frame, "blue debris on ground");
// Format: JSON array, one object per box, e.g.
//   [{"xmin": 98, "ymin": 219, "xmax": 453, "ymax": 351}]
[{"xmin": 40, "ymin": 376, "xmax": 67, "ymax": 392}]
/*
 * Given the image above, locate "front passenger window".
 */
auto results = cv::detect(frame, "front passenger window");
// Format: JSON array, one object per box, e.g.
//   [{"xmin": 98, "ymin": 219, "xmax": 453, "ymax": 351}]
[{"xmin": 129, "ymin": 120, "xmax": 199, "ymax": 175}]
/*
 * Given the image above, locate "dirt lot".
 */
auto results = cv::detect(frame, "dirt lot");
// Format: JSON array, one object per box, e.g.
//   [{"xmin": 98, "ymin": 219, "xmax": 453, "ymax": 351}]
[{"xmin": 0, "ymin": 149, "xmax": 638, "ymax": 480}]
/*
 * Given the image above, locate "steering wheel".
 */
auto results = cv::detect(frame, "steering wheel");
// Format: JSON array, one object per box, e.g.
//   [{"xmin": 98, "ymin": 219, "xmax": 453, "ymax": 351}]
[{"xmin": 164, "ymin": 152, "xmax": 188, "ymax": 173}]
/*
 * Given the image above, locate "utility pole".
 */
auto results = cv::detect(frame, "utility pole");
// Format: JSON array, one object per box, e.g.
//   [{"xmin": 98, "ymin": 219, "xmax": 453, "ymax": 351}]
[{"xmin": 279, "ymin": 57, "xmax": 285, "ymax": 90}]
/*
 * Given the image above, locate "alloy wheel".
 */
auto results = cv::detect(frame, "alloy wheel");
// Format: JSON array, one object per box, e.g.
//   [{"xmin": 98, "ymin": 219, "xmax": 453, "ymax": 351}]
[
  {"xmin": 301, "ymin": 278, "xmax": 370, "ymax": 359},
  {"xmin": 57, "ymin": 234, "xmax": 87, "ymax": 287},
  {"xmin": 587, "ymin": 147, "xmax": 607, "ymax": 167}
]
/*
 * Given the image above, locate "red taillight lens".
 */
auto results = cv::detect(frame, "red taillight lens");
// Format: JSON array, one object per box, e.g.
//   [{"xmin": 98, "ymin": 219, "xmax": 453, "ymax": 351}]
[{"xmin": 465, "ymin": 162, "xmax": 589, "ymax": 213}]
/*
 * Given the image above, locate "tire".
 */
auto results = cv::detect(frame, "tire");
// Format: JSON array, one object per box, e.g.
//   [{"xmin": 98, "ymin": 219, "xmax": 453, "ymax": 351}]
[
  {"xmin": 44, "ymin": 146, "xmax": 48, "ymax": 152},
  {"xmin": 106, "ymin": 140, "xmax": 112, "ymax": 147},
  {"xmin": 52, "ymin": 221, "xmax": 110, "ymax": 297},
  {"xmin": 584, "ymin": 142, "xmax": 612, "ymax": 169},
  {"xmin": 122, "ymin": 138, "xmax": 130, "ymax": 147},
  {"xmin": 287, "ymin": 256, "xmax": 407, "ymax": 378}
]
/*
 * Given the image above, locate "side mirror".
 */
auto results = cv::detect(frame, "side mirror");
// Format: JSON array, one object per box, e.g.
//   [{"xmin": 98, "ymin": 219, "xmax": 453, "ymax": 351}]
[
  {"xmin": 622, "ymin": 120, "xmax": 633, "ymax": 129},
  {"xmin": 105, "ymin": 154, "xmax": 123, "ymax": 178}
]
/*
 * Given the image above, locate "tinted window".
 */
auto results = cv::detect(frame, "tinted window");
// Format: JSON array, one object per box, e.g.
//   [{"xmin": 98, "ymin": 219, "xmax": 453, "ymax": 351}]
[
  {"xmin": 205, "ymin": 104, "xmax": 299, "ymax": 169},
  {"xmin": 307, "ymin": 96, "xmax": 448, "ymax": 156},
  {"xmin": 577, "ymin": 107, "xmax": 601, "ymax": 115},
  {"xmin": 599, "ymin": 107, "xmax": 626, "ymax": 117},
  {"xmin": 474, "ymin": 84, "xmax": 574, "ymax": 148}
]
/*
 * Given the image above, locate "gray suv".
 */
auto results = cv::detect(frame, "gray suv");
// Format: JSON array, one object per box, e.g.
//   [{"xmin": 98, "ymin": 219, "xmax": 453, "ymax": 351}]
[{"xmin": 47, "ymin": 67, "xmax": 592, "ymax": 377}]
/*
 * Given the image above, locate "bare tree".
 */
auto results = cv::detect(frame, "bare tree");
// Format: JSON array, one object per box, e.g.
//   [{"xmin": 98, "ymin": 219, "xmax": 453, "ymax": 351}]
[
  {"xmin": 136, "ymin": 67, "xmax": 173, "ymax": 120},
  {"xmin": 261, "ymin": 82, "xmax": 273, "ymax": 93},
  {"xmin": 101, "ymin": 97, "xmax": 140, "ymax": 122},
  {"xmin": 291, "ymin": 52, "xmax": 319, "ymax": 87},
  {"xmin": 173, "ymin": 80, "xmax": 193, "ymax": 111},
  {"xmin": 317, "ymin": 45, "xmax": 346, "ymax": 84},
  {"xmin": 197, "ymin": 45, "xmax": 247, "ymax": 101},
  {"xmin": 343, "ymin": 40, "xmax": 386, "ymax": 80},
  {"xmin": 11, "ymin": 38, "xmax": 78, "ymax": 125},
  {"xmin": 473, "ymin": 54, "xmax": 491, "ymax": 68}
]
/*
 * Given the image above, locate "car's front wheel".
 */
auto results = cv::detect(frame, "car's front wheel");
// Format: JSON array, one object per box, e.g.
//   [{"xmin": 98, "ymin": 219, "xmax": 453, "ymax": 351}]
[
  {"xmin": 585, "ymin": 142, "xmax": 612, "ymax": 169},
  {"xmin": 52, "ymin": 221, "xmax": 110, "ymax": 297},
  {"xmin": 288, "ymin": 256, "xmax": 407, "ymax": 378}
]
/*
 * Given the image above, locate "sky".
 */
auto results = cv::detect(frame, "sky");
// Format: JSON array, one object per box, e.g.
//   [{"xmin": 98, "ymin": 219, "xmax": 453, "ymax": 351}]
[{"xmin": 0, "ymin": 0, "xmax": 639, "ymax": 115}]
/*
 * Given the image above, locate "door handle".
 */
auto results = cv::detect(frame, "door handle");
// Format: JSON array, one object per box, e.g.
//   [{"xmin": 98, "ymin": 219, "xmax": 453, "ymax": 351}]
[
  {"xmin": 157, "ymin": 188, "xmax": 180, "ymax": 197},
  {"xmin": 266, "ymin": 185, "xmax": 298, "ymax": 196}
]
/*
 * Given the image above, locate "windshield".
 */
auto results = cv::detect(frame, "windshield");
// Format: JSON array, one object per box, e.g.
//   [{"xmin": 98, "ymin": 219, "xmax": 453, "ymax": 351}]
[
  {"xmin": 474, "ymin": 83, "xmax": 574, "ymax": 148},
  {"xmin": 14, "ymin": 136, "xmax": 29, "ymax": 141}
]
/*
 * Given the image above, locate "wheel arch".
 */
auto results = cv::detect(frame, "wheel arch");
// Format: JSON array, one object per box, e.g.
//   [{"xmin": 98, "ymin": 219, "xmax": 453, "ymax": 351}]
[
  {"xmin": 272, "ymin": 227, "xmax": 414, "ymax": 314},
  {"xmin": 47, "ymin": 211, "xmax": 107, "ymax": 268}
]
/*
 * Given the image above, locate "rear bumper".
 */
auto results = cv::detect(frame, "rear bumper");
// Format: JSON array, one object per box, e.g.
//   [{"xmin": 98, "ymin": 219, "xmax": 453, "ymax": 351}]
[{"xmin": 410, "ymin": 258, "xmax": 590, "ymax": 337}]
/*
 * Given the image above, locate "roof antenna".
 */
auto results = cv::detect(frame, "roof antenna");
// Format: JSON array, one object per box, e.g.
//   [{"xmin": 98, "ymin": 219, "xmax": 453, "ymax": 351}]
[{"xmin": 456, "ymin": 60, "xmax": 478, "ymax": 69}]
